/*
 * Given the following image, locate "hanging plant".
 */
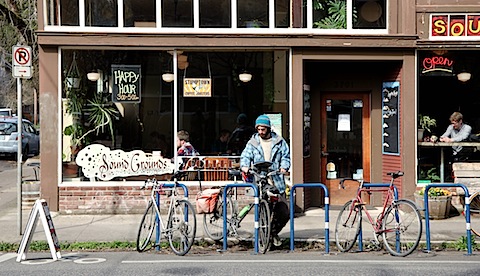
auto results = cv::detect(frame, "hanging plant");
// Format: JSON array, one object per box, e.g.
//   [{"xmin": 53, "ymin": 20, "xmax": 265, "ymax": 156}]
[{"xmin": 65, "ymin": 52, "xmax": 81, "ymax": 89}]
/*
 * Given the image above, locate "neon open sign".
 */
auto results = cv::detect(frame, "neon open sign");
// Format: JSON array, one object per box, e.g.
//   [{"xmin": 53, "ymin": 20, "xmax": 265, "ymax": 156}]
[
  {"xmin": 421, "ymin": 56, "xmax": 454, "ymax": 74},
  {"xmin": 431, "ymin": 14, "xmax": 480, "ymax": 38}
]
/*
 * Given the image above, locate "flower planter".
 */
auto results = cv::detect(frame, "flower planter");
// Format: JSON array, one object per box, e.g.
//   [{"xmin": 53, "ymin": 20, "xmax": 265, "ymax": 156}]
[{"xmin": 414, "ymin": 193, "xmax": 452, "ymax": 219}]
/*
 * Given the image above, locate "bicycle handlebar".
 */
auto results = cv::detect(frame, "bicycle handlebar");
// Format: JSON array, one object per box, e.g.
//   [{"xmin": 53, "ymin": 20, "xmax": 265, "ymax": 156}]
[{"xmin": 338, "ymin": 171, "xmax": 404, "ymax": 190}]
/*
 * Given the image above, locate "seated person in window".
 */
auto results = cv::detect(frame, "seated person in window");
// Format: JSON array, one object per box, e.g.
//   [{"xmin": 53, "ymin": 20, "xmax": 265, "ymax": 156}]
[{"xmin": 440, "ymin": 112, "xmax": 472, "ymax": 162}]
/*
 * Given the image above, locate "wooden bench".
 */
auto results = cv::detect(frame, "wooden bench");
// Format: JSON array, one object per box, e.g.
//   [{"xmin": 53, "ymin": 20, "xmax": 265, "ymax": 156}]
[{"xmin": 452, "ymin": 162, "xmax": 480, "ymax": 195}]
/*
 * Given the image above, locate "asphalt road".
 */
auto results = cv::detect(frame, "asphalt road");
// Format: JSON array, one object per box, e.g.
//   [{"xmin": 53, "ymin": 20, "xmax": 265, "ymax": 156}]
[{"xmin": 0, "ymin": 251, "xmax": 479, "ymax": 276}]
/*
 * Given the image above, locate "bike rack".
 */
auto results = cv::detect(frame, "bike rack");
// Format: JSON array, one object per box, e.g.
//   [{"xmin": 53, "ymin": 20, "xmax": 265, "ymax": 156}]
[
  {"xmin": 423, "ymin": 183, "xmax": 473, "ymax": 255},
  {"xmin": 154, "ymin": 182, "xmax": 189, "ymax": 251},
  {"xmin": 289, "ymin": 183, "xmax": 330, "ymax": 253},
  {"xmin": 356, "ymin": 183, "xmax": 398, "ymax": 252},
  {"xmin": 221, "ymin": 183, "xmax": 260, "ymax": 254}
]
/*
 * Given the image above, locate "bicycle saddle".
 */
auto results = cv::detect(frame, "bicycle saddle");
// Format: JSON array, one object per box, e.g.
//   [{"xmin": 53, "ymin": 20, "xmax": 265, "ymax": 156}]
[{"xmin": 253, "ymin": 161, "xmax": 273, "ymax": 172}]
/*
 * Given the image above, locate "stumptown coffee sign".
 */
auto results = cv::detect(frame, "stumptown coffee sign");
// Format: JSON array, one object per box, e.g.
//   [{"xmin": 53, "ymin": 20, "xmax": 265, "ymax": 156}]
[{"xmin": 431, "ymin": 14, "xmax": 480, "ymax": 39}]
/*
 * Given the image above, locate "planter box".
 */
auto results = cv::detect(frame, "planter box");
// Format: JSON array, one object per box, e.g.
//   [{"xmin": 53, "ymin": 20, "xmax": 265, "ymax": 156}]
[{"xmin": 414, "ymin": 193, "xmax": 452, "ymax": 219}]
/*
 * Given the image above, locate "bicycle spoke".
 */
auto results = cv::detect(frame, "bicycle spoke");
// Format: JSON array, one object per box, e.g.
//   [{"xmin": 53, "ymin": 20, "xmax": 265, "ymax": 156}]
[
  {"xmin": 335, "ymin": 200, "xmax": 361, "ymax": 252},
  {"xmin": 136, "ymin": 201, "xmax": 156, "ymax": 252},
  {"xmin": 382, "ymin": 199, "xmax": 422, "ymax": 257},
  {"xmin": 203, "ymin": 195, "xmax": 233, "ymax": 241},
  {"xmin": 168, "ymin": 200, "xmax": 197, "ymax": 256},
  {"xmin": 257, "ymin": 200, "xmax": 271, "ymax": 254}
]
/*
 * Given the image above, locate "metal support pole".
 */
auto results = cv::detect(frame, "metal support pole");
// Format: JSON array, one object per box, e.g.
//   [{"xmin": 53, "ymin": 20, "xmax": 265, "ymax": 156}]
[{"xmin": 17, "ymin": 77, "xmax": 23, "ymax": 235}]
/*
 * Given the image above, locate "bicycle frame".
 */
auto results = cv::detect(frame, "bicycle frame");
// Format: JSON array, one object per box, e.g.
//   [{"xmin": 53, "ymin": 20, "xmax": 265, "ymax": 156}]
[
  {"xmin": 353, "ymin": 180, "xmax": 396, "ymax": 235},
  {"xmin": 146, "ymin": 178, "xmax": 189, "ymax": 246}
]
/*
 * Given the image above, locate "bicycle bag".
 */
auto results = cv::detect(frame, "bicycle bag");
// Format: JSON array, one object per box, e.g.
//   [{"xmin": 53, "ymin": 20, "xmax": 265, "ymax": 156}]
[{"xmin": 195, "ymin": 188, "xmax": 221, "ymax": 214}]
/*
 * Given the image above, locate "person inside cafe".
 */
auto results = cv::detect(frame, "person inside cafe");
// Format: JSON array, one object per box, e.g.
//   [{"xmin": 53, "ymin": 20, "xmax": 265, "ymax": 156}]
[
  {"xmin": 211, "ymin": 129, "xmax": 231, "ymax": 154},
  {"xmin": 439, "ymin": 111, "xmax": 472, "ymax": 162}
]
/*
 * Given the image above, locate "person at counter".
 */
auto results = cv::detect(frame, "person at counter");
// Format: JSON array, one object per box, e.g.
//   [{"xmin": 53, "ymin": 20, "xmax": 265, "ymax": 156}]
[{"xmin": 439, "ymin": 112, "xmax": 472, "ymax": 162}]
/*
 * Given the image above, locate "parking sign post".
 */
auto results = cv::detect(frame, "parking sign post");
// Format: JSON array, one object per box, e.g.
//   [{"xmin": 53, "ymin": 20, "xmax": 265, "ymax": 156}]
[{"xmin": 12, "ymin": 45, "xmax": 31, "ymax": 234}]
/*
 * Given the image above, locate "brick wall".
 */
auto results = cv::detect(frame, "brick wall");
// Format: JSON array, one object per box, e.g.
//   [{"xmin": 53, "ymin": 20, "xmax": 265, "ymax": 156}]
[{"xmin": 58, "ymin": 184, "xmax": 253, "ymax": 214}]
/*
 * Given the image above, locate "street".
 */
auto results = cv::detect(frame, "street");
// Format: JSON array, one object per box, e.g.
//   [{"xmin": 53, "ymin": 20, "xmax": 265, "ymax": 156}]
[{"xmin": 1, "ymin": 250, "xmax": 480, "ymax": 276}]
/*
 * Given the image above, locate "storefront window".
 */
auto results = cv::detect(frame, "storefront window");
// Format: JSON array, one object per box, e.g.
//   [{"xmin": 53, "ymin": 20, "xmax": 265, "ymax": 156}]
[
  {"xmin": 417, "ymin": 50, "xmax": 480, "ymax": 184},
  {"xmin": 162, "ymin": 0, "xmax": 193, "ymax": 27},
  {"xmin": 124, "ymin": 0, "xmax": 156, "ymax": 27},
  {"xmin": 61, "ymin": 49, "xmax": 289, "ymax": 181},
  {"xmin": 237, "ymin": 0, "xmax": 268, "ymax": 28},
  {"xmin": 85, "ymin": 0, "xmax": 118, "ymax": 27}
]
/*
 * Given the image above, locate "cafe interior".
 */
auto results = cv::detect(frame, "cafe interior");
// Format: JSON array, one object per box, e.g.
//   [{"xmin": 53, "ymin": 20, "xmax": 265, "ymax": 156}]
[{"xmin": 418, "ymin": 50, "xmax": 480, "ymax": 183}]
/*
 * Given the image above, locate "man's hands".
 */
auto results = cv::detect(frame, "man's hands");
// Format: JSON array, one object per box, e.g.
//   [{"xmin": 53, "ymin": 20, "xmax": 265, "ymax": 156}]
[{"xmin": 439, "ymin": 137, "xmax": 453, "ymax": 142}]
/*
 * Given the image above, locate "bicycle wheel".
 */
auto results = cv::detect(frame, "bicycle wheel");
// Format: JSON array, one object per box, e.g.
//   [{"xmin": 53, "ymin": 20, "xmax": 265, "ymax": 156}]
[
  {"xmin": 335, "ymin": 200, "xmax": 361, "ymax": 252},
  {"xmin": 468, "ymin": 192, "xmax": 480, "ymax": 236},
  {"xmin": 257, "ymin": 199, "xmax": 271, "ymax": 254},
  {"xmin": 168, "ymin": 199, "xmax": 197, "ymax": 256},
  {"xmin": 136, "ymin": 201, "xmax": 157, "ymax": 252},
  {"xmin": 382, "ymin": 199, "xmax": 422, "ymax": 257},
  {"xmin": 203, "ymin": 194, "xmax": 234, "ymax": 241}
]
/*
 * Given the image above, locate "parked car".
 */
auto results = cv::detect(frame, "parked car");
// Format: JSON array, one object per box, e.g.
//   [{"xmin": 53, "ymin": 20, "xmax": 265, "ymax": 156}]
[
  {"xmin": 0, "ymin": 108, "xmax": 13, "ymax": 117},
  {"xmin": 0, "ymin": 117, "xmax": 39, "ymax": 160}
]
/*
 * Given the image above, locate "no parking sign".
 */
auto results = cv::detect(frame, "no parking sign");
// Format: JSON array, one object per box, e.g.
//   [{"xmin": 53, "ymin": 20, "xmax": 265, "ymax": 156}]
[{"xmin": 12, "ymin": 46, "xmax": 32, "ymax": 79}]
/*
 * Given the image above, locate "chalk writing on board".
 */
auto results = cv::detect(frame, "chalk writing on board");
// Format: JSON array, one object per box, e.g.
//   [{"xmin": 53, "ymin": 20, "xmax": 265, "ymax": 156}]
[
  {"xmin": 382, "ymin": 81, "xmax": 400, "ymax": 155},
  {"xmin": 111, "ymin": 65, "xmax": 141, "ymax": 103}
]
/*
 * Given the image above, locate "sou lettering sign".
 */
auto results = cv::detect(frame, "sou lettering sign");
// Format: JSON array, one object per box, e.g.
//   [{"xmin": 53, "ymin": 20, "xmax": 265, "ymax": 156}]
[
  {"xmin": 431, "ymin": 14, "xmax": 480, "ymax": 38},
  {"xmin": 75, "ymin": 144, "xmax": 175, "ymax": 180},
  {"xmin": 111, "ymin": 65, "xmax": 141, "ymax": 103}
]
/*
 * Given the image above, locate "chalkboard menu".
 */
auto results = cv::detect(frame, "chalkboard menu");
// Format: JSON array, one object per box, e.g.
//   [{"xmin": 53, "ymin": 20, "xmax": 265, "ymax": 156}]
[
  {"xmin": 382, "ymin": 81, "xmax": 400, "ymax": 155},
  {"xmin": 111, "ymin": 65, "xmax": 141, "ymax": 103}
]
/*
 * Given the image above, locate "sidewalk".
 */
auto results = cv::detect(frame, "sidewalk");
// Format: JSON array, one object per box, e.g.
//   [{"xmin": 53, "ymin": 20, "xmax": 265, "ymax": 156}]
[
  {"xmin": 0, "ymin": 163, "xmax": 473, "ymax": 246},
  {"xmin": 0, "ymin": 202, "xmax": 472, "ymax": 246}
]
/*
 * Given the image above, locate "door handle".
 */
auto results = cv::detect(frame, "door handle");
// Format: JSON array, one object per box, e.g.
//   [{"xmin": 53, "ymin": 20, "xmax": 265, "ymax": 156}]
[{"xmin": 321, "ymin": 151, "xmax": 329, "ymax": 157}]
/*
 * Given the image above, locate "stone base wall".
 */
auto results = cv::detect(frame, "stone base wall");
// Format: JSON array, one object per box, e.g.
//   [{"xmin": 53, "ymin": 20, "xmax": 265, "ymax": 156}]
[{"xmin": 58, "ymin": 185, "xmax": 253, "ymax": 214}]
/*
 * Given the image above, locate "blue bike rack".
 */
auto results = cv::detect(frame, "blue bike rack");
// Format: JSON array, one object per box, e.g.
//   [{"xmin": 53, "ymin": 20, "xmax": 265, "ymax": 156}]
[
  {"xmin": 289, "ymin": 183, "xmax": 330, "ymax": 253},
  {"xmin": 221, "ymin": 183, "xmax": 260, "ymax": 254},
  {"xmin": 155, "ymin": 182, "xmax": 189, "ymax": 251},
  {"xmin": 356, "ymin": 183, "xmax": 398, "ymax": 252},
  {"xmin": 423, "ymin": 183, "xmax": 472, "ymax": 255}
]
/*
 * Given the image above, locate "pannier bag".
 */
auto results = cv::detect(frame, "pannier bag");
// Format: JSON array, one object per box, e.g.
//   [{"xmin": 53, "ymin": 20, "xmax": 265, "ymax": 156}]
[{"xmin": 195, "ymin": 188, "xmax": 221, "ymax": 214}]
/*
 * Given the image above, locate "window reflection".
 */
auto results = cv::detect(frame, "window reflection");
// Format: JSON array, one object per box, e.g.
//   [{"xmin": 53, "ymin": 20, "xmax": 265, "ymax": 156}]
[
  {"xmin": 162, "ymin": 0, "xmax": 193, "ymax": 27},
  {"xmin": 85, "ymin": 0, "xmax": 118, "ymax": 27},
  {"xmin": 238, "ymin": 0, "xmax": 268, "ymax": 28},
  {"xmin": 353, "ymin": 0, "xmax": 386, "ymax": 29},
  {"xmin": 124, "ymin": 0, "xmax": 156, "ymax": 27},
  {"xmin": 200, "ymin": 0, "xmax": 231, "ymax": 28},
  {"xmin": 312, "ymin": 0, "xmax": 347, "ymax": 29}
]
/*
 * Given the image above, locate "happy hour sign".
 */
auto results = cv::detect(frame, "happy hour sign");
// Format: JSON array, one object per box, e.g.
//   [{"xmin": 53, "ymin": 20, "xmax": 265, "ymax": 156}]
[{"xmin": 111, "ymin": 65, "xmax": 141, "ymax": 103}]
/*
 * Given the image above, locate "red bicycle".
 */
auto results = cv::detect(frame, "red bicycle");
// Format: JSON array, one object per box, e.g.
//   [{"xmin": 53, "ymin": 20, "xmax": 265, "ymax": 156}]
[{"xmin": 335, "ymin": 171, "xmax": 422, "ymax": 257}]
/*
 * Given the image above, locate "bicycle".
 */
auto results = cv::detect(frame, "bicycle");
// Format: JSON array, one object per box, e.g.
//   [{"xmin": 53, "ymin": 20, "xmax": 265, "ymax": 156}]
[
  {"xmin": 335, "ymin": 171, "xmax": 422, "ymax": 257},
  {"xmin": 136, "ymin": 171, "xmax": 197, "ymax": 256},
  {"xmin": 202, "ymin": 161, "xmax": 281, "ymax": 254},
  {"xmin": 465, "ymin": 191, "xmax": 480, "ymax": 236}
]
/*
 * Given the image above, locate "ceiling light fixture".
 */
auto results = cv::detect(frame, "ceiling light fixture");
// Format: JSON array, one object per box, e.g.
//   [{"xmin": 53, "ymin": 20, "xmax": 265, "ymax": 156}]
[
  {"xmin": 239, "ymin": 72, "xmax": 252, "ymax": 82},
  {"xmin": 162, "ymin": 72, "xmax": 174, "ymax": 82},
  {"xmin": 457, "ymin": 72, "xmax": 471, "ymax": 82},
  {"xmin": 87, "ymin": 70, "xmax": 101, "ymax": 82}
]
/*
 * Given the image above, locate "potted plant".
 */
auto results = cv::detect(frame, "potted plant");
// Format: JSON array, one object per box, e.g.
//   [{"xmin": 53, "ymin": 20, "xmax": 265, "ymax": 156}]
[
  {"xmin": 414, "ymin": 186, "xmax": 452, "ymax": 219},
  {"xmin": 63, "ymin": 74, "xmax": 118, "ymax": 178},
  {"xmin": 418, "ymin": 114, "xmax": 437, "ymax": 141}
]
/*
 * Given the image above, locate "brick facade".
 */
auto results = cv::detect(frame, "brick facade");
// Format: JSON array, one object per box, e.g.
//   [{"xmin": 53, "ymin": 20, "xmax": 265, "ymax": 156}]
[{"xmin": 58, "ymin": 185, "xmax": 253, "ymax": 214}]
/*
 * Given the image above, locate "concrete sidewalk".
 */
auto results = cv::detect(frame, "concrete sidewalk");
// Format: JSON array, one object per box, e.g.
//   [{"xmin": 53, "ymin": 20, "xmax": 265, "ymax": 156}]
[
  {"xmin": 0, "ymin": 202, "xmax": 473, "ymax": 246},
  {"xmin": 0, "ymin": 162, "xmax": 474, "ymax": 247}
]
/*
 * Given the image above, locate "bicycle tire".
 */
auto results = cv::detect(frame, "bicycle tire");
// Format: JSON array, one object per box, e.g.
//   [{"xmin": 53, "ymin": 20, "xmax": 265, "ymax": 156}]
[
  {"xmin": 335, "ymin": 200, "xmax": 361, "ymax": 252},
  {"xmin": 257, "ymin": 199, "xmax": 271, "ymax": 254},
  {"xmin": 136, "ymin": 201, "xmax": 156, "ymax": 252},
  {"xmin": 168, "ymin": 199, "xmax": 197, "ymax": 256},
  {"xmin": 203, "ymin": 194, "xmax": 234, "ymax": 241},
  {"xmin": 382, "ymin": 199, "xmax": 422, "ymax": 257},
  {"xmin": 468, "ymin": 192, "xmax": 480, "ymax": 237}
]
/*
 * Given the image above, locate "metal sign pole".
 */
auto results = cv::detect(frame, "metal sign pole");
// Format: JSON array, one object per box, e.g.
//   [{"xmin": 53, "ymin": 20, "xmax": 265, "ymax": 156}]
[{"xmin": 17, "ymin": 77, "xmax": 23, "ymax": 235}]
